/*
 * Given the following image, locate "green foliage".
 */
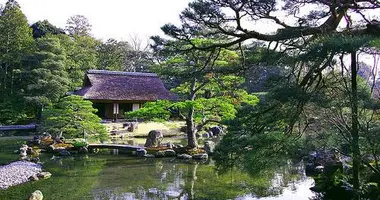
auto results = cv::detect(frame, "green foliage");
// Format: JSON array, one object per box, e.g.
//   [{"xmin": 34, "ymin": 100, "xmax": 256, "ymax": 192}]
[
  {"xmin": 127, "ymin": 80, "xmax": 259, "ymax": 128},
  {"xmin": 370, "ymin": 38, "xmax": 380, "ymax": 49},
  {"xmin": 136, "ymin": 38, "xmax": 258, "ymax": 147},
  {"xmin": 30, "ymin": 20, "xmax": 65, "ymax": 38},
  {"xmin": 214, "ymin": 32, "xmax": 380, "ymax": 181},
  {"xmin": 312, "ymin": 170, "xmax": 354, "ymax": 200},
  {"xmin": 71, "ymin": 138, "xmax": 89, "ymax": 148},
  {"xmin": 53, "ymin": 34, "xmax": 100, "ymax": 89},
  {"xmin": 124, "ymin": 48, "xmax": 153, "ymax": 72},
  {"xmin": 97, "ymin": 38, "xmax": 154, "ymax": 72},
  {"xmin": 157, "ymin": 0, "xmax": 380, "ymax": 196},
  {"xmin": 97, "ymin": 38, "xmax": 131, "ymax": 71},
  {"xmin": 0, "ymin": 0, "xmax": 34, "ymax": 66},
  {"xmin": 0, "ymin": 100, "xmax": 28, "ymax": 124},
  {"xmin": 301, "ymin": 35, "xmax": 374, "ymax": 60},
  {"xmin": 24, "ymin": 36, "xmax": 70, "ymax": 108},
  {"xmin": 40, "ymin": 95, "xmax": 108, "ymax": 141},
  {"xmin": 0, "ymin": 0, "xmax": 35, "ymax": 124},
  {"xmin": 214, "ymin": 99, "xmax": 302, "ymax": 175},
  {"xmin": 126, "ymin": 100, "xmax": 172, "ymax": 121},
  {"xmin": 65, "ymin": 15, "xmax": 92, "ymax": 36}
]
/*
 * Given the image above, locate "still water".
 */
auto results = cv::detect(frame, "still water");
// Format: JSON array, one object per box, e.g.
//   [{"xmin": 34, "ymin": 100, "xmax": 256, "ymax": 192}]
[
  {"xmin": 0, "ymin": 138, "xmax": 315, "ymax": 200},
  {"xmin": 87, "ymin": 155, "xmax": 315, "ymax": 200}
]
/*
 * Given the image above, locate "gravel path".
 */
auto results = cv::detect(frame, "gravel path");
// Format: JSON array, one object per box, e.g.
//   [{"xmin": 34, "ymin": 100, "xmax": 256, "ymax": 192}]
[{"xmin": 0, "ymin": 161, "xmax": 42, "ymax": 189}]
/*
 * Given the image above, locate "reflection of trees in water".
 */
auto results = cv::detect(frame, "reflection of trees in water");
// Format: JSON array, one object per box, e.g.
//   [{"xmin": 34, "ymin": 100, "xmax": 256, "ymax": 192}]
[
  {"xmin": 181, "ymin": 163, "xmax": 198, "ymax": 200},
  {"xmin": 265, "ymin": 161, "xmax": 309, "ymax": 197},
  {"xmin": 89, "ymin": 158, "xmax": 311, "ymax": 200}
]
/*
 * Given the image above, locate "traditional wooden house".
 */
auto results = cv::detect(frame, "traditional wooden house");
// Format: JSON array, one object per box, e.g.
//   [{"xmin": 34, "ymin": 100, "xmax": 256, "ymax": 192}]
[{"xmin": 75, "ymin": 70, "xmax": 176, "ymax": 120}]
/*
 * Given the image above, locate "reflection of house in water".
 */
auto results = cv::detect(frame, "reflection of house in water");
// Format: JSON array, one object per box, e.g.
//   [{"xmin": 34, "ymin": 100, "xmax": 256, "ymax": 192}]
[{"xmin": 75, "ymin": 70, "xmax": 176, "ymax": 120}]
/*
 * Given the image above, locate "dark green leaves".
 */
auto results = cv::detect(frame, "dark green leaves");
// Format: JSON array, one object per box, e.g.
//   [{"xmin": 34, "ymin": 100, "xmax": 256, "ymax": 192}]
[{"xmin": 40, "ymin": 95, "xmax": 108, "ymax": 141}]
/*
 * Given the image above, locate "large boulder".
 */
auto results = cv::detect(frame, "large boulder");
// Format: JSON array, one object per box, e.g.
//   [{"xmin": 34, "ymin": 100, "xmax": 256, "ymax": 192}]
[
  {"xmin": 144, "ymin": 130, "xmax": 163, "ymax": 147},
  {"xmin": 29, "ymin": 190, "xmax": 43, "ymax": 200},
  {"xmin": 204, "ymin": 141, "xmax": 216, "ymax": 155}
]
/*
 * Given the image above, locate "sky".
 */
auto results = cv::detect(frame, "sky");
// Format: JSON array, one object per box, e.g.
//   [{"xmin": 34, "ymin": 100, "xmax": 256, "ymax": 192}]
[
  {"xmin": 1, "ymin": 0, "xmax": 378, "ymax": 52},
  {"xmin": 0, "ymin": 0, "xmax": 191, "ymax": 41}
]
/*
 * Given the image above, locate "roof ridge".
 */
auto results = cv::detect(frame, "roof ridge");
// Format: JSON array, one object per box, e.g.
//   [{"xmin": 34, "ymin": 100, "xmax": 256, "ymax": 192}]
[{"xmin": 88, "ymin": 70, "xmax": 157, "ymax": 77}]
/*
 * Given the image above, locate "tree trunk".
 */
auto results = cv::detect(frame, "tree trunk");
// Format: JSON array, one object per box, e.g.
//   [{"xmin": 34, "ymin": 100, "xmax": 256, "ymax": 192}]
[
  {"xmin": 186, "ymin": 106, "xmax": 198, "ymax": 148},
  {"xmin": 351, "ymin": 51, "xmax": 360, "ymax": 200},
  {"xmin": 186, "ymin": 77, "xmax": 198, "ymax": 148}
]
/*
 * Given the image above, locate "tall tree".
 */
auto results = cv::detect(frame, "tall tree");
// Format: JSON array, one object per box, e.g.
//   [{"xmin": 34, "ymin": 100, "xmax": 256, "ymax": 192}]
[
  {"xmin": 128, "ymin": 39, "xmax": 258, "ymax": 148},
  {"xmin": 54, "ymin": 34, "xmax": 100, "ymax": 89},
  {"xmin": 65, "ymin": 15, "xmax": 92, "ymax": 36},
  {"xmin": 24, "ymin": 36, "xmax": 70, "ymax": 118},
  {"xmin": 124, "ymin": 48, "xmax": 154, "ymax": 72},
  {"xmin": 125, "ymin": 35, "xmax": 154, "ymax": 72},
  {"xmin": 30, "ymin": 20, "xmax": 65, "ymax": 39},
  {"xmin": 97, "ymin": 37, "xmax": 154, "ymax": 72},
  {"xmin": 161, "ymin": 0, "xmax": 379, "ymax": 49},
  {"xmin": 0, "ymin": 0, "xmax": 34, "ymax": 124},
  {"xmin": 97, "ymin": 38, "xmax": 131, "ymax": 71},
  {"xmin": 159, "ymin": 0, "xmax": 379, "ymax": 197}
]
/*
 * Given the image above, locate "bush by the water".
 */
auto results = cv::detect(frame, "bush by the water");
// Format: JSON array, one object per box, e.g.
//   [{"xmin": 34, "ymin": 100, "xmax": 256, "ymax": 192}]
[
  {"xmin": 39, "ymin": 95, "xmax": 108, "ymax": 141},
  {"xmin": 71, "ymin": 139, "xmax": 89, "ymax": 148}
]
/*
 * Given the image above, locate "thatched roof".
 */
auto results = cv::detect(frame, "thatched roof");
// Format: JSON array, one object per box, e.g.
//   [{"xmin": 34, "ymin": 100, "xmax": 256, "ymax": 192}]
[{"xmin": 75, "ymin": 70, "xmax": 176, "ymax": 101}]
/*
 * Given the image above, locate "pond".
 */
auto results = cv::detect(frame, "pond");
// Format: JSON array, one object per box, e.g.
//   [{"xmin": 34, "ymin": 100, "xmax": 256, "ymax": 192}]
[{"xmin": 0, "ymin": 138, "xmax": 315, "ymax": 200}]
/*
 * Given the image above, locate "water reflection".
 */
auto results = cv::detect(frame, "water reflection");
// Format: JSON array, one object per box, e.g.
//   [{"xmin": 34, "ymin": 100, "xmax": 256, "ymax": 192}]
[
  {"xmin": 237, "ymin": 178, "xmax": 315, "ymax": 200},
  {"xmin": 0, "ymin": 138, "xmax": 315, "ymax": 200},
  {"xmin": 79, "ymin": 155, "xmax": 314, "ymax": 200}
]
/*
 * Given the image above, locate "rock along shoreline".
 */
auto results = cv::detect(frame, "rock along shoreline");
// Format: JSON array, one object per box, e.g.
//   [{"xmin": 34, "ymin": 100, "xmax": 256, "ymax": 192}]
[{"xmin": 0, "ymin": 161, "xmax": 42, "ymax": 190}]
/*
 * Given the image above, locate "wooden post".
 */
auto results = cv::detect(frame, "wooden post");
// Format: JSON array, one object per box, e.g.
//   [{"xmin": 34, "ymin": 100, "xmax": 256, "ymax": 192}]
[{"xmin": 113, "ymin": 103, "xmax": 119, "ymax": 121}]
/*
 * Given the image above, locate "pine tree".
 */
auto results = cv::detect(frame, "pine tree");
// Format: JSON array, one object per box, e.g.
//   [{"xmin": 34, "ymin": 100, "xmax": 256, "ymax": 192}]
[{"xmin": 24, "ymin": 36, "xmax": 70, "ymax": 118}]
